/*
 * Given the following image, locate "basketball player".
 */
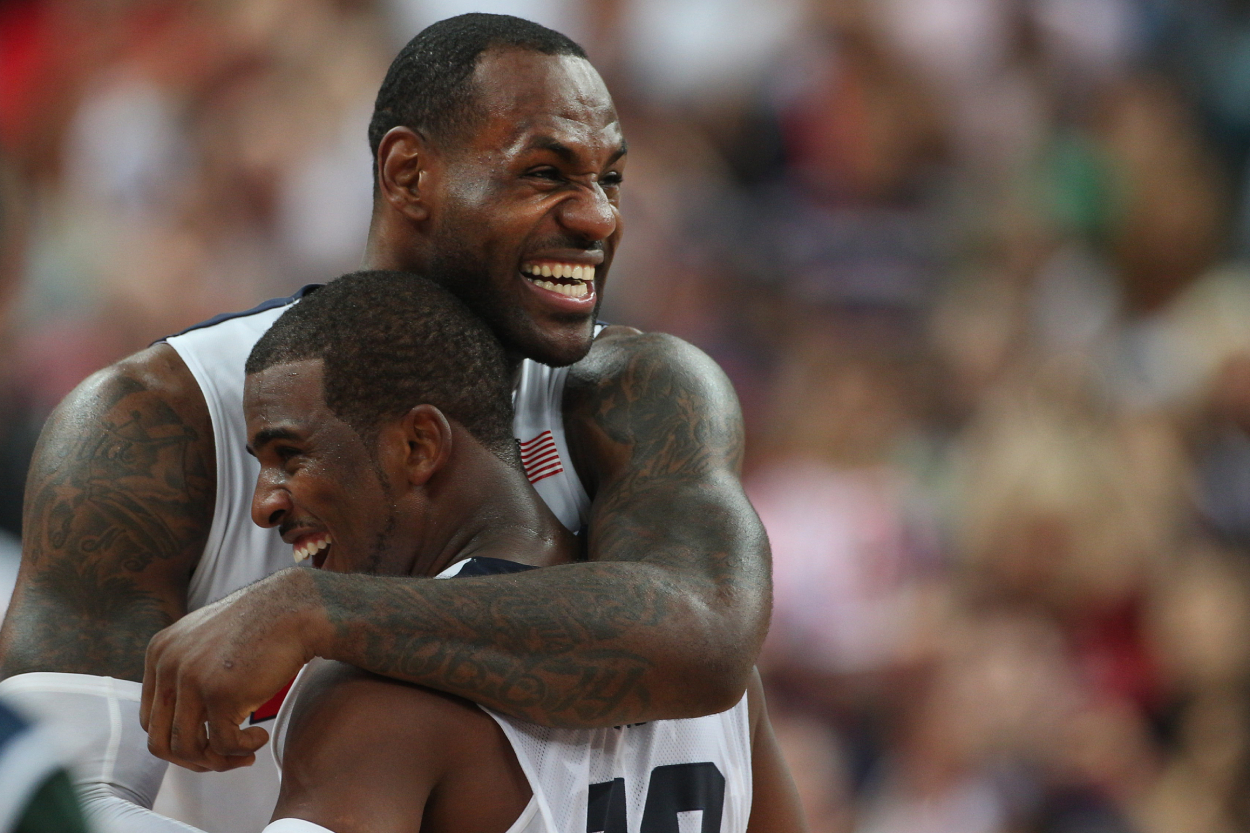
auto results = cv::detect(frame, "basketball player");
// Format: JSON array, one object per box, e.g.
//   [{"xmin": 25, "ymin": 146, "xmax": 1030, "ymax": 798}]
[
  {"xmin": 0, "ymin": 14, "xmax": 770, "ymax": 832},
  {"xmin": 246, "ymin": 270, "xmax": 803, "ymax": 833}
]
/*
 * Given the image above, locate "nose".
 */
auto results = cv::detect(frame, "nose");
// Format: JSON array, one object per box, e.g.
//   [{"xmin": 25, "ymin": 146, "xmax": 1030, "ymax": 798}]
[
  {"xmin": 557, "ymin": 181, "xmax": 619, "ymax": 243},
  {"xmin": 251, "ymin": 470, "xmax": 291, "ymax": 529}
]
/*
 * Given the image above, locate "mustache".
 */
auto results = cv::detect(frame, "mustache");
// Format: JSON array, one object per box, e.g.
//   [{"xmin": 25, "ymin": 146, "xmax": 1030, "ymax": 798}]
[
  {"xmin": 528, "ymin": 235, "xmax": 606, "ymax": 254},
  {"xmin": 279, "ymin": 521, "xmax": 318, "ymax": 539}
]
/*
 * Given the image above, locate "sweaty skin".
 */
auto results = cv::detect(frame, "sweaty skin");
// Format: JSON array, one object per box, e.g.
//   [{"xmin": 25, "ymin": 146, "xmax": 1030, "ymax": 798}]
[{"xmin": 0, "ymin": 46, "xmax": 772, "ymax": 774}]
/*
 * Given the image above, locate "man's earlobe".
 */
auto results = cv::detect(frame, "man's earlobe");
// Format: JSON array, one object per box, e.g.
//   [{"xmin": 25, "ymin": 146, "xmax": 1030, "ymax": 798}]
[
  {"xmin": 378, "ymin": 126, "xmax": 432, "ymax": 224},
  {"xmin": 402, "ymin": 404, "xmax": 452, "ymax": 485}
]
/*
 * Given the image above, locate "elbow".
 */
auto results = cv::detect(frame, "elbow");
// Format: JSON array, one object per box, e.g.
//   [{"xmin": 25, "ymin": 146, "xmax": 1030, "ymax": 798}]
[{"xmin": 667, "ymin": 604, "xmax": 763, "ymax": 717}]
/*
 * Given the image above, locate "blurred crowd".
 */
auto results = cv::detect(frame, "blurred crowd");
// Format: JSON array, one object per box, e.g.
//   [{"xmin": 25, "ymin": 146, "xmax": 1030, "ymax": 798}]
[{"xmin": 4, "ymin": 0, "xmax": 1250, "ymax": 830}]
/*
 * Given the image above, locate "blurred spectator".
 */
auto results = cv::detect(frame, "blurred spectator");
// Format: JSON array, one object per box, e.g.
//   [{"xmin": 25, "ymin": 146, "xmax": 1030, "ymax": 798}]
[{"xmin": 6, "ymin": 0, "xmax": 1250, "ymax": 828}]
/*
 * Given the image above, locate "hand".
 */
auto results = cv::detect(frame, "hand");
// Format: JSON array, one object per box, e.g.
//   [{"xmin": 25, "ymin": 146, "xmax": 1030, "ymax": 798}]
[{"xmin": 140, "ymin": 567, "xmax": 324, "ymax": 771}]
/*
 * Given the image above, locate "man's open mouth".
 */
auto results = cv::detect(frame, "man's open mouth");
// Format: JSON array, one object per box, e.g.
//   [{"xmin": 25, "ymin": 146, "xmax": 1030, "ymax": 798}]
[
  {"xmin": 522, "ymin": 262, "xmax": 595, "ymax": 299},
  {"xmin": 293, "ymin": 533, "xmax": 332, "ymax": 568}
]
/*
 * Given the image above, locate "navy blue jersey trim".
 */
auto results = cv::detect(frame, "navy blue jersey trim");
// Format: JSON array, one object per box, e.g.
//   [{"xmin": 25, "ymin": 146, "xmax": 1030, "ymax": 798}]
[
  {"xmin": 452, "ymin": 557, "xmax": 537, "ymax": 578},
  {"xmin": 0, "ymin": 700, "xmax": 29, "ymax": 748},
  {"xmin": 155, "ymin": 284, "xmax": 323, "ymax": 344}
]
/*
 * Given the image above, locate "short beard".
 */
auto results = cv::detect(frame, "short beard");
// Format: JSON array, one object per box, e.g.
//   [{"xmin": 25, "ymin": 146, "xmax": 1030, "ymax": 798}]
[{"xmin": 425, "ymin": 247, "xmax": 598, "ymax": 368}]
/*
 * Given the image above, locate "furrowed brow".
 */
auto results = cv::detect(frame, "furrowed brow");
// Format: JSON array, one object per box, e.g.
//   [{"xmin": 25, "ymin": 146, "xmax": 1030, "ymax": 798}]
[
  {"xmin": 529, "ymin": 137, "xmax": 577, "ymax": 163},
  {"xmin": 608, "ymin": 139, "xmax": 628, "ymax": 165},
  {"xmin": 528, "ymin": 136, "xmax": 628, "ymax": 167}
]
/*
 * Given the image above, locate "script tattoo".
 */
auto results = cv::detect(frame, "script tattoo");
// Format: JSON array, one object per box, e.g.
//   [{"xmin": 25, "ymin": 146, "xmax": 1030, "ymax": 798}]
[
  {"xmin": 317, "ymin": 332, "xmax": 768, "ymax": 727},
  {"xmin": 0, "ymin": 351, "xmax": 214, "ymax": 681}
]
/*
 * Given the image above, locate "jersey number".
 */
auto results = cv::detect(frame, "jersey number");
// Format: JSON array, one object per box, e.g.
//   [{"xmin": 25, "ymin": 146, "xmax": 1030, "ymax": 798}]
[{"xmin": 587, "ymin": 762, "xmax": 726, "ymax": 833}]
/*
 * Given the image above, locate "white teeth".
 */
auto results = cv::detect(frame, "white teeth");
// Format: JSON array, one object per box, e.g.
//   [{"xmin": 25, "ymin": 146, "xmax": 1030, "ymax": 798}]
[
  {"xmin": 523, "ymin": 264, "xmax": 595, "ymax": 297},
  {"xmin": 293, "ymin": 536, "xmax": 331, "ymax": 563},
  {"xmin": 524, "ymin": 263, "xmax": 595, "ymax": 281}
]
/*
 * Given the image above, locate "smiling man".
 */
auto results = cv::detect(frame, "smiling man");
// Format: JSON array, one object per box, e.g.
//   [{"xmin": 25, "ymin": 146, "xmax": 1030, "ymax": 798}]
[
  {"xmin": 0, "ymin": 14, "xmax": 770, "ymax": 833},
  {"xmin": 244, "ymin": 271, "xmax": 801, "ymax": 833}
]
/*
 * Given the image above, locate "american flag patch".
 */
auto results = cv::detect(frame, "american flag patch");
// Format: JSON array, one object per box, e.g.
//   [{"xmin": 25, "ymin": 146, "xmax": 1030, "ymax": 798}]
[{"xmin": 519, "ymin": 430, "xmax": 564, "ymax": 484}]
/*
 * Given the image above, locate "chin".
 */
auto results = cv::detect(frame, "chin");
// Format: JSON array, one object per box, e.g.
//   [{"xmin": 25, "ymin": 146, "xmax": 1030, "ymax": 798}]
[
  {"xmin": 521, "ymin": 326, "xmax": 596, "ymax": 367},
  {"xmin": 495, "ymin": 308, "xmax": 595, "ymax": 367}
]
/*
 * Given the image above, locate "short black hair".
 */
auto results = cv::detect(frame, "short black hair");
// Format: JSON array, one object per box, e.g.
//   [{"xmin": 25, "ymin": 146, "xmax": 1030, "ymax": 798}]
[
  {"xmin": 368, "ymin": 13, "xmax": 587, "ymax": 168},
  {"xmin": 247, "ymin": 271, "xmax": 516, "ymax": 461}
]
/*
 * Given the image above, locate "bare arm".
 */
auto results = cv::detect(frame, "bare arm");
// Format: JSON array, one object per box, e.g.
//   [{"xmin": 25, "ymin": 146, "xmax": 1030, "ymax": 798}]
[
  {"xmin": 317, "ymin": 331, "xmax": 769, "ymax": 718},
  {"xmin": 0, "ymin": 344, "xmax": 226, "ymax": 829},
  {"xmin": 745, "ymin": 671, "xmax": 808, "ymax": 833},
  {"xmin": 0, "ymin": 343, "xmax": 213, "ymax": 680},
  {"xmin": 142, "ymin": 330, "xmax": 771, "ymax": 763}
]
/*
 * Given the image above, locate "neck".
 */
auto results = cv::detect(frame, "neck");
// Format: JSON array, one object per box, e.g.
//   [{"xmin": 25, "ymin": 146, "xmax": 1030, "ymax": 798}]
[
  {"xmin": 411, "ymin": 426, "xmax": 577, "ymax": 579},
  {"xmin": 361, "ymin": 231, "xmax": 409, "ymax": 273}
]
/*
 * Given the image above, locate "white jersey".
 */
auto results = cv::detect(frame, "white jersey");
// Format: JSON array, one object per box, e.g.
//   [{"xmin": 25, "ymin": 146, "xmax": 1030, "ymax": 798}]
[
  {"xmin": 270, "ymin": 559, "xmax": 754, "ymax": 833},
  {"xmin": 156, "ymin": 287, "xmax": 595, "ymax": 832}
]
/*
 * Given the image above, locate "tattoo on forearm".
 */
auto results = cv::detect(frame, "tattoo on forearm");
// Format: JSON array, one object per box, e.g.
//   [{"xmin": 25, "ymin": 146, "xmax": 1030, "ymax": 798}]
[
  {"xmin": 317, "ymin": 567, "xmax": 666, "ymax": 726},
  {"xmin": 321, "ymin": 334, "xmax": 766, "ymax": 726},
  {"xmin": 1, "ymin": 367, "xmax": 212, "ymax": 678}
]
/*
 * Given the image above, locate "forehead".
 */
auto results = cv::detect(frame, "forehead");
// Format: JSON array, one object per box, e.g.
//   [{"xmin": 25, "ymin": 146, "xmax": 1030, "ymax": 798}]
[
  {"xmin": 463, "ymin": 49, "xmax": 623, "ymax": 156},
  {"xmin": 243, "ymin": 359, "xmax": 332, "ymax": 431}
]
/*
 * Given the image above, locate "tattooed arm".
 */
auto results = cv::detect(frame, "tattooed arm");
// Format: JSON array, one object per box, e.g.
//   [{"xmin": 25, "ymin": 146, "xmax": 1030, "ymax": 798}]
[
  {"xmin": 141, "ymin": 330, "xmax": 770, "ymax": 766},
  {"xmin": 0, "ymin": 345, "xmax": 217, "ymax": 830},
  {"xmin": 0, "ymin": 343, "xmax": 213, "ymax": 679}
]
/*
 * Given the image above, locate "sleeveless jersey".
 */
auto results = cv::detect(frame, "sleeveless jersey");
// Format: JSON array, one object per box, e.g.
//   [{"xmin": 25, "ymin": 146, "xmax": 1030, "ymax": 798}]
[
  {"xmin": 155, "ymin": 289, "xmax": 596, "ymax": 833},
  {"xmin": 270, "ymin": 558, "xmax": 754, "ymax": 833}
]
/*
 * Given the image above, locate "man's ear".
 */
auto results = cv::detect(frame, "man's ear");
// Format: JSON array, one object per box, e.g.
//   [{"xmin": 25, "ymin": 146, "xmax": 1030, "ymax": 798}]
[
  {"xmin": 377, "ymin": 126, "xmax": 438, "ymax": 224},
  {"xmin": 398, "ymin": 404, "xmax": 452, "ymax": 486}
]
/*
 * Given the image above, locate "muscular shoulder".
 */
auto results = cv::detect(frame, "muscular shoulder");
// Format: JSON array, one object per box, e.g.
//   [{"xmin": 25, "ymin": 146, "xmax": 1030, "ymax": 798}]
[
  {"xmin": 0, "ymin": 343, "xmax": 215, "ymax": 679},
  {"xmin": 53, "ymin": 343, "xmax": 212, "ymax": 449},
  {"xmin": 275, "ymin": 661, "xmax": 530, "ymax": 833},
  {"xmin": 567, "ymin": 325, "xmax": 730, "ymax": 395},
  {"xmin": 562, "ymin": 326, "xmax": 745, "ymax": 494}
]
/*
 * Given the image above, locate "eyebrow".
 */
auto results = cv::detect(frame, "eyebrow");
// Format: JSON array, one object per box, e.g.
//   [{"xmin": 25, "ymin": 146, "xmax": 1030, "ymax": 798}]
[
  {"xmin": 529, "ymin": 136, "xmax": 628, "ymax": 166},
  {"xmin": 248, "ymin": 426, "xmax": 302, "ymax": 455}
]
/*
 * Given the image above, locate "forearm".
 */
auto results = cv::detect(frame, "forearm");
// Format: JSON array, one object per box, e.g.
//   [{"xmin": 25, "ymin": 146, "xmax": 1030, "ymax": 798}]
[{"xmin": 306, "ymin": 558, "xmax": 758, "ymax": 727}]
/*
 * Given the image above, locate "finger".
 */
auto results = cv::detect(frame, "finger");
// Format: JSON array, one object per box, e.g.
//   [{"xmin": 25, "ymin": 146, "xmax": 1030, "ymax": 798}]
[
  {"xmin": 206, "ymin": 714, "xmax": 269, "ymax": 758},
  {"xmin": 143, "ymin": 660, "xmax": 177, "ymax": 763},
  {"xmin": 194, "ymin": 740, "xmax": 257, "ymax": 773},
  {"xmin": 139, "ymin": 643, "xmax": 156, "ymax": 731},
  {"xmin": 204, "ymin": 750, "xmax": 257, "ymax": 771},
  {"xmin": 167, "ymin": 676, "xmax": 211, "ymax": 765}
]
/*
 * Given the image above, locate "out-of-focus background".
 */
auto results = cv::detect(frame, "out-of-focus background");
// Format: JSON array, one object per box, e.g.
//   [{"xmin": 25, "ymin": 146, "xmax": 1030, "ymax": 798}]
[{"xmin": 3, "ymin": 0, "xmax": 1250, "ymax": 829}]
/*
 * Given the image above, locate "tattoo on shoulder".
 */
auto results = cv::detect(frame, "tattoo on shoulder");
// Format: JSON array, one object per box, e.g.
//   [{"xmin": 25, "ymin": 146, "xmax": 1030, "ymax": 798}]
[
  {"xmin": 3, "ymin": 364, "xmax": 214, "ymax": 677},
  {"xmin": 566, "ymin": 334, "xmax": 752, "ymax": 585},
  {"xmin": 25, "ymin": 373, "xmax": 212, "ymax": 572},
  {"xmin": 569, "ymin": 333, "xmax": 745, "ymax": 481}
]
